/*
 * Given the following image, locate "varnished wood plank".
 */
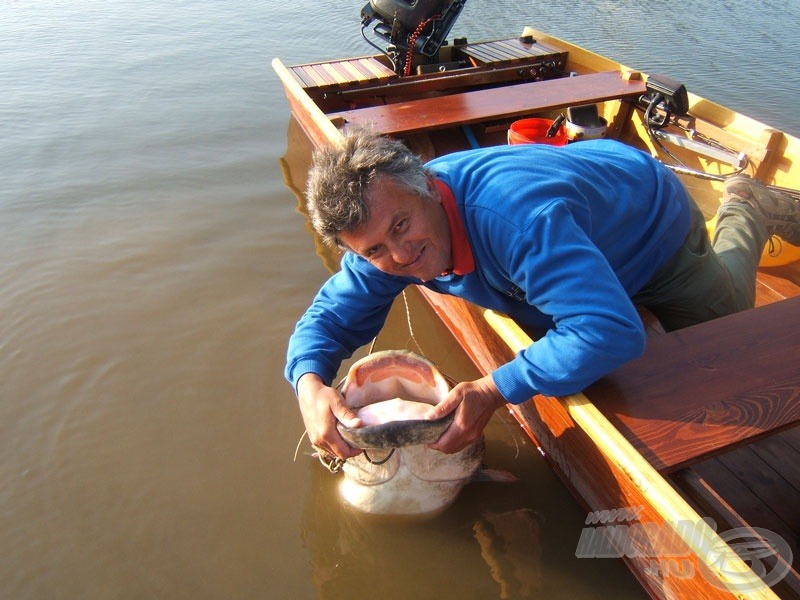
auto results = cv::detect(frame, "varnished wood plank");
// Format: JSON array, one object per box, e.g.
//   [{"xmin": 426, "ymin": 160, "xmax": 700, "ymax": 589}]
[
  {"xmin": 460, "ymin": 38, "xmax": 559, "ymax": 62},
  {"xmin": 342, "ymin": 58, "xmax": 386, "ymax": 83},
  {"xmin": 271, "ymin": 58, "xmax": 344, "ymax": 151},
  {"xmin": 755, "ymin": 278, "xmax": 790, "ymax": 306},
  {"xmin": 749, "ymin": 432, "xmax": 800, "ymax": 495},
  {"xmin": 356, "ymin": 57, "xmax": 395, "ymax": 80},
  {"xmin": 289, "ymin": 66, "xmax": 317, "ymax": 88},
  {"xmin": 586, "ymin": 297, "xmax": 800, "ymax": 473},
  {"xmin": 309, "ymin": 64, "xmax": 337, "ymax": 86},
  {"xmin": 671, "ymin": 468, "xmax": 800, "ymax": 599},
  {"xmin": 338, "ymin": 60, "xmax": 368, "ymax": 82},
  {"xmin": 690, "ymin": 458, "xmax": 799, "ymax": 551},
  {"xmin": 330, "ymin": 71, "xmax": 646, "ymax": 135},
  {"xmin": 780, "ymin": 425, "xmax": 800, "ymax": 454},
  {"xmin": 716, "ymin": 446, "xmax": 800, "ymax": 536},
  {"xmin": 419, "ymin": 287, "xmax": 773, "ymax": 597},
  {"xmin": 472, "ymin": 42, "xmax": 519, "ymax": 62},
  {"xmin": 298, "ymin": 65, "xmax": 329, "ymax": 87},
  {"xmin": 460, "ymin": 43, "xmax": 508, "ymax": 63},
  {"xmin": 288, "ymin": 56, "xmax": 396, "ymax": 91},
  {"xmin": 319, "ymin": 62, "xmax": 350, "ymax": 85},
  {"xmin": 757, "ymin": 264, "xmax": 800, "ymax": 301},
  {"xmin": 495, "ymin": 40, "xmax": 539, "ymax": 59}
]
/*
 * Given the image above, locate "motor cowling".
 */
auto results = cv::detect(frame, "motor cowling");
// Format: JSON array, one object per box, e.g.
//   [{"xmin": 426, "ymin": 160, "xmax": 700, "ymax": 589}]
[
  {"xmin": 365, "ymin": 0, "xmax": 453, "ymax": 30},
  {"xmin": 361, "ymin": 0, "xmax": 466, "ymax": 61}
]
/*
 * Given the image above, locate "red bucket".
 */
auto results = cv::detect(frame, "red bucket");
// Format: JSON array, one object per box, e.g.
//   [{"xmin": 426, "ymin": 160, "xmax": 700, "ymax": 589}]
[{"xmin": 508, "ymin": 118, "xmax": 568, "ymax": 146}]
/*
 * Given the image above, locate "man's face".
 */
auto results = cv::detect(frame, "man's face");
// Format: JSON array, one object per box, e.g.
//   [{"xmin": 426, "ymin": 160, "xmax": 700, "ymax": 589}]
[{"xmin": 338, "ymin": 174, "xmax": 452, "ymax": 282}]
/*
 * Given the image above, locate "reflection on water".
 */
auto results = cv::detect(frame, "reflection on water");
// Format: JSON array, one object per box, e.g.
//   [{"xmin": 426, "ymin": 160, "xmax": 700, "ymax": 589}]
[
  {"xmin": 300, "ymin": 409, "xmax": 644, "ymax": 600},
  {"xmin": 302, "ymin": 463, "xmax": 542, "ymax": 599}
]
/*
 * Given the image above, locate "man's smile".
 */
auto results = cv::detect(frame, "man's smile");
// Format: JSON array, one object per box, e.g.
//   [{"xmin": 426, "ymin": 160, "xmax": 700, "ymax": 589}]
[{"xmin": 338, "ymin": 174, "xmax": 452, "ymax": 281}]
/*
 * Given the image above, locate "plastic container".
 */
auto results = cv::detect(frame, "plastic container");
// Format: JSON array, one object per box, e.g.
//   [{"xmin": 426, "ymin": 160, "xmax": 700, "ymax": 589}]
[
  {"xmin": 507, "ymin": 118, "xmax": 568, "ymax": 146},
  {"xmin": 565, "ymin": 117, "xmax": 608, "ymax": 141}
]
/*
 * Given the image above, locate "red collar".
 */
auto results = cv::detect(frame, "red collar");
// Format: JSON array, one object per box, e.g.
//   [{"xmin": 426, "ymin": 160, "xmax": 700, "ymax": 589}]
[{"xmin": 434, "ymin": 179, "xmax": 475, "ymax": 276}]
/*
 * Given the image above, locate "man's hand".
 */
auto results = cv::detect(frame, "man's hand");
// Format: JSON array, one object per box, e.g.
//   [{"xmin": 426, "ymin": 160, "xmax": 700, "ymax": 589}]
[
  {"xmin": 425, "ymin": 374, "xmax": 507, "ymax": 454},
  {"xmin": 296, "ymin": 373, "xmax": 363, "ymax": 460}
]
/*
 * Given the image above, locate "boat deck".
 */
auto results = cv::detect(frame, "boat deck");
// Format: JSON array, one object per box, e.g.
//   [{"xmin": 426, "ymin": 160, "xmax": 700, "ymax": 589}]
[
  {"xmin": 673, "ymin": 430, "xmax": 800, "ymax": 593},
  {"xmin": 585, "ymin": 295, "xmax": 800, "ymax": 596},
  {"xmin": 586, "ymin": 296, "xmax": 800, "ymax": 474}
]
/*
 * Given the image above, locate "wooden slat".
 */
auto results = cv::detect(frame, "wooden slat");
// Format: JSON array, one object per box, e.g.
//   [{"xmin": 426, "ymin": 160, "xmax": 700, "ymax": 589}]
[
  {"xmin": 298, "ymin": 65, "xmax": 328, "ymax": 87},
  {"xmin": 337, "ymin": 60, "xmax": 368, "ymax": 83},
  {"xmin": 472, "ymin": 43, "xmax": 516, "ymax": 62},
  {"xmin": 689, "ymin": 459, "xmax": 798, "ymax": 550},
  {"xmin": 271, "ymin": 57, "xmax": 344, "ymax": 150},
  {"xmin": 309, "ymin": 64, "xmax": 337, "ymax": 86},
  {"xmin": 288, "ymin": 66, "xmax": 317, "ymax": 88},
  {"xmin": 586, "ymin": 296, "xmax": 800, "ymax": 473},
  {"xmin": 319, "ymin": 63, "xmax": 349, "ymax": 85},
  {"xmin": 671, "ymin": 468, "xmax": 800, "ymax": 600},
  {"xmin": 749, "ymin": 430, "xmax": 800, "ymax": 494},
  {"xmin": 780, "ymin": 425, "xmax": 800, "ymax": 453},
  {"xmin": 756, "ymin": 263, "xmax": 800, "ymax": 303},
  {"xmin": 355, "ymin": 57, "xmax": 395, "ymax": 79},
  {"xmin": 288, "ymin": 57, "xmax": 396, "ymax": 90},
  {"xmin": 459, "ymin": 38, "xmax": 560, "ymax": 64},
  {"xmin": 330, "ymin": 70, "xmax": 646, "ymax": 135},
  {"xmin": 716, "ymin": 446, "xmax": 800, "ymax": 535},
  {"xmin": 495, "ymin": 40, "xmax": 538, "ymax": 59}
]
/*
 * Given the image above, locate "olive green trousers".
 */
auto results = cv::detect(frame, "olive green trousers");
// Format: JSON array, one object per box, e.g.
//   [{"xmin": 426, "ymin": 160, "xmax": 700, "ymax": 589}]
[{"xmin": 632, "ymin": 198, "xmax": 767, "ymax": 332}]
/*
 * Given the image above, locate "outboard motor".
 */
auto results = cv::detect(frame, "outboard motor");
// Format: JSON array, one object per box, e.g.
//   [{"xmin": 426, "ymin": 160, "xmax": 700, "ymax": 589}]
[{"xmin": 361, "ymin": 0, "xmax": 467, "ymax": 74}]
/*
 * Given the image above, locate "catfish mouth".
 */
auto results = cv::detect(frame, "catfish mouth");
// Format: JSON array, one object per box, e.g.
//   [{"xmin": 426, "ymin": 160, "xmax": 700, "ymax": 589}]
[
  {"xmin": 337, "ymin": 411, "xmax": 454, "ymax": 450},
  {"xmin": 338, "ymin": 349, "xmax": 452, "ymax": 450}
]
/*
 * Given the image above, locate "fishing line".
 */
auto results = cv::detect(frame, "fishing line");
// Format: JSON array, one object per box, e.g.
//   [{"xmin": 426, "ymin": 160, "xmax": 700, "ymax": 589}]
[
  {"xmin": 293, "ymin": 430, "xmax": 307, "ymax": 462},
  {"xmin": 401, "ymin": 289, "xmax": 425, "ymax": 355}
]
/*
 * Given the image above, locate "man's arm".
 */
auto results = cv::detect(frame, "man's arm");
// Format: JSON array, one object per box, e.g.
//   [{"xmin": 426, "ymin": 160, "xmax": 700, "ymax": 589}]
[
  {"xmin": 286, "ymin": 253, "xmax": 413, "ymax": 459},
  {"xmin": 426, "ymin": 201, "xmax": 646, "ymax": 452}
]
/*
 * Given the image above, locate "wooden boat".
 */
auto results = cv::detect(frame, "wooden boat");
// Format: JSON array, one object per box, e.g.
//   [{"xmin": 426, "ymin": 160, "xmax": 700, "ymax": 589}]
[{"xmin": 273, "ymin": 10, "xmax": 800, "ymax": 599}]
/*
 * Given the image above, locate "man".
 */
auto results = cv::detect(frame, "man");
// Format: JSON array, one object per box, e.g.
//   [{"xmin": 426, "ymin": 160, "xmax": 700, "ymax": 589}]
[{"xmin": 286, "ymin": 128, "xmax": 800, "ymax": 461}]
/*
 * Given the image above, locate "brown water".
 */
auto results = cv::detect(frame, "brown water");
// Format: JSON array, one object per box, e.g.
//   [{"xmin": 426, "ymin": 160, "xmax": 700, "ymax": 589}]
[{"xmin": 2, "ymin": 1, "xmax": 798, "ymax": 598}]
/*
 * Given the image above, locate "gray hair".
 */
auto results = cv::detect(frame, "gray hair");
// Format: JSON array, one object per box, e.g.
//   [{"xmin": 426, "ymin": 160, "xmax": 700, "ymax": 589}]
[{"xmin": 306, "ymin": 127, "xmax": 431, "ymax": 247}]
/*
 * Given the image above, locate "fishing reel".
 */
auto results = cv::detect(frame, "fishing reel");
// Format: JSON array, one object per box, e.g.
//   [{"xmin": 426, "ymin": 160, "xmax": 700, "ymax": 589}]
[{"xmin": 360, "ymin": 0, "xmax": 467, "ymax": 74}]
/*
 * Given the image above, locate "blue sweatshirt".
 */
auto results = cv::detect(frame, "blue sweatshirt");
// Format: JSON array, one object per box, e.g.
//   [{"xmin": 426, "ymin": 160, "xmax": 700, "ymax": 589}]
[{"xmin": 285, "ymin": 139, "xmax": 692, "ymax": 404}]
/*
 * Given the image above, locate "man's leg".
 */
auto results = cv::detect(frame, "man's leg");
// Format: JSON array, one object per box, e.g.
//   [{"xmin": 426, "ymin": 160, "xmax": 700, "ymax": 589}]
[
  {"xmin": 633, "ymin": 176, "xmax": 800, "ymax": 331},
  {"xmin": 633, "ymin": 201, "xmax": 741, "ymax": 331},
  {"xmin": 709, "ymin": 180, "xmax": 769, "ymax": 312}
]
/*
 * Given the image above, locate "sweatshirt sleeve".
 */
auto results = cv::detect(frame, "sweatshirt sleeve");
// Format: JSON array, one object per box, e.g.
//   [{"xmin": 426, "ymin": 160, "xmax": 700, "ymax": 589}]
[
  {"xmin": 490, "ymin": 200, "xmax": 646, "ymax": 404},
  {"xmin": 285, "ymin": 252, "xmax": 411, "ymax": 390}
]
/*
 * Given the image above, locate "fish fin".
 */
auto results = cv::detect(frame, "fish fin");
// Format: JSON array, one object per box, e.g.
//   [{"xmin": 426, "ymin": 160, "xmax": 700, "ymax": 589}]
[{"xmin": 473, "ymin": 467, "xmax": 518, "ymax": 483}]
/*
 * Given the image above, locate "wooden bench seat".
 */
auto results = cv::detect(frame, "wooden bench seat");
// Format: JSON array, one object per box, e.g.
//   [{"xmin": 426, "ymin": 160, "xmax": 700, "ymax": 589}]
[
  {"xmin": 288, "ymin": 56, "xmax": 397, "ymax": 91},
  {"xmin": 585, "ymin": 296, "xmax": 800, "ymax": 473},
  {"xmin": 457, "ymin": 37, "xmax": 566, "ymax": 67},
  {"xmin": 330, "ymin": 70, "xmax": 646, "ymax": 135}
]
